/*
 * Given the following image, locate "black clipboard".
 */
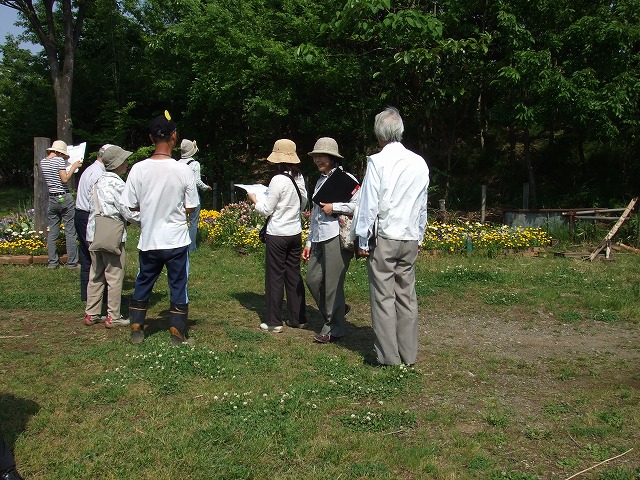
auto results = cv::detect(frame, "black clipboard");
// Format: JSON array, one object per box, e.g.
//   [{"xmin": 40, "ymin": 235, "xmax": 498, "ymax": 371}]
[{"xmin": 312, "ymin": 169, "xmax": 360, "ymax": 205}]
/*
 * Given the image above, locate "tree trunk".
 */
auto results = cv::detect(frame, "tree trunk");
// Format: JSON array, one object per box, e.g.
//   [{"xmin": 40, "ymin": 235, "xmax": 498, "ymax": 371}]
[
  {"xmin": 523, "ymin": 126, "xmax": 537, "ymax": 209},
  {"xmin": 53, "ymin": 72, "xmax": 74, "ymax": 144}
]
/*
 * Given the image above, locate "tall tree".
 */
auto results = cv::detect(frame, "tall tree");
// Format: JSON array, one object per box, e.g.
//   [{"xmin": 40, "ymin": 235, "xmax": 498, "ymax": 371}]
[{"xmin": 0, "ymin": 0, "xmax": 95, "ymax": 143}]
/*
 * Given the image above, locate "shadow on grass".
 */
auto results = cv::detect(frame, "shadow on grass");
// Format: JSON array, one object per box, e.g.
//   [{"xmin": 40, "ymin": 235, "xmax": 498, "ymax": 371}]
[
  {"xmin": 232, "ymin": 291, "xmax": 375, "ymax": 359},
  {"xmin": 231, "ymin": 291, "xmax": 323, "ymax": 327},
  {"xmin": 0, "ymin": 393, "xmax": 39, "ymax": 451}
]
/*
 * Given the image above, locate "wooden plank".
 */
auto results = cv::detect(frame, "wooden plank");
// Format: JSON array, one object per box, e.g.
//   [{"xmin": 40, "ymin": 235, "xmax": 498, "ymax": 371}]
[
  {"xmin": 617, "ymin": 242, "xmax": 640, "ymax": 254},
  {"xmin": 33, "ymin": 137, "xmax": 50, "ymax": 233},
  {"xmin": 589, "ymin": 198, "xmax": 638, "ymax": 261}
]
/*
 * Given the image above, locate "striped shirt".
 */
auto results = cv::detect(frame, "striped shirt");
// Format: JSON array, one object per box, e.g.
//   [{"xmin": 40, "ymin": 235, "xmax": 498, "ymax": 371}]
[{"xmin": 40, "ymin": 156, "xmax": 69, "ymax": 195}]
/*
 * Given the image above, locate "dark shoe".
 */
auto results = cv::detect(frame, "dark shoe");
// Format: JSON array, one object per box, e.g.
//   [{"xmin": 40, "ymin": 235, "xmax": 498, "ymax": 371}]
[
  {"xmin": 0, "ymin": 467, "xmax": 24, "ymax": 480},
  {"xmin": 170, "ymin": 327, "xmax": 187, "ymax": 345},
  {"xmin": 314, "ymin": 333, "xmax": 343, "ymax": 344},
  {"xmin": 363, "ymin": 357, "xmax": 387, "ymax": 367},
  {"xmin": 344, "ymin": 304, "xmax": 351, "ymax": 315},
  {"xmin": 130, "ymin": 324, "xmax": 144, "ymax": 344},
  {"xmin": 285, "ymin": 321, "xmax": 308, "ymax": 329}
]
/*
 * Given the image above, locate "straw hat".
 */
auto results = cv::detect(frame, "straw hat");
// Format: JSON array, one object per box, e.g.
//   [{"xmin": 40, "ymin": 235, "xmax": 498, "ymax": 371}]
[
  {"xmin": 46, "ymin": 140, "xmax": 70, "ymax": 158},
  {"xmin": 267, "ymin": 139, "xmax": 300, "ymax": 164},
  {"xmin": 308, "ymin": 137, "xmax": 343, "ymax": 159},
  {"xmin": 180, "ymin": 139, "xmax": 198, "ymax": 159}
]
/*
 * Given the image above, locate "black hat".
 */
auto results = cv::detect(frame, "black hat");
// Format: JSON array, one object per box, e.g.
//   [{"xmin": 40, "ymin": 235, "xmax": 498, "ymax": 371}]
[{"xmin": 149, "ymin": 110, "xmax": 177, "ymax": 138}]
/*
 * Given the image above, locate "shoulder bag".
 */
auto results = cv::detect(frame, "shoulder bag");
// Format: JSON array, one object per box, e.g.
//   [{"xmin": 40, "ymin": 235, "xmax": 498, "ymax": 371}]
[{"xmin": 89, "ymin": 184, "xmax": 126, "ymax": 255}]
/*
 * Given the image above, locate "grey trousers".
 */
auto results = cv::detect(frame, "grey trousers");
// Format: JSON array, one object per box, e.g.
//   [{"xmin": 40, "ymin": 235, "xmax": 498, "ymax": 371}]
[
  {"xmin": 46, "ymin": 193, "xmax": 78, "ymax": 266},
  {"xmin": 306, "ymin": 235, "xmax": 353, "ymax": 337},
  {"xmin": 367, "ymin": 237, "xmax": 419, "ymax": 365}
]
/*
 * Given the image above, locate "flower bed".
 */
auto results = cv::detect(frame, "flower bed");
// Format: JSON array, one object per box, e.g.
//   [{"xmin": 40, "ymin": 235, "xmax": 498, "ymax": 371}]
[
  {"xmin": 199, "ymin": 204, "xmax": 549, "ymax": 255},
  {"xmin": 0, "ymin": 209, "xmax": 48, "ymax": 256},
  {"xmin": 423, "ymin": 221, "xmax": 550, "ymax": 255},
  {"xmin": 0, "ymin": 206, "xmax": 549, "ymax": 257}
]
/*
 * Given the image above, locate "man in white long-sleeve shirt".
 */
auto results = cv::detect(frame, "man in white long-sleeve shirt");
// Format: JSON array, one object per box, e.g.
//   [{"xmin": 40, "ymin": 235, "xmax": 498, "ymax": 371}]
[{"xmin": 355, "ymin": 107, "xmax": 430, "ymax": 366}]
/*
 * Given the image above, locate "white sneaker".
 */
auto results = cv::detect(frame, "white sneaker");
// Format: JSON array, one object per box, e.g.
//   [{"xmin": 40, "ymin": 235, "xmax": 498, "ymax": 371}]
[
  {"xmin": 105, "ymin": 316, "xmax": 130, "ymax": 329},
  {"xmin": 260, "ymin": 323, "xmax": 283, "ymax": 333}
]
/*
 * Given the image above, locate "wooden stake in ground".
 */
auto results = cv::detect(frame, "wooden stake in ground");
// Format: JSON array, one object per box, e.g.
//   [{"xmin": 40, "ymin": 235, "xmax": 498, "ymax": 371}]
[
  {"xmin": 563, "ymin": 448, "xmax": 633, "ymax": 479},
  {"xmin": 589, "ymin": 198, "xmax": 638, "ymax": 262}
]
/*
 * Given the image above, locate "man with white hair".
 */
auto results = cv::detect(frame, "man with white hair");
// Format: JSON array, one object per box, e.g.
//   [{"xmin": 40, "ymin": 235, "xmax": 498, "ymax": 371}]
[{"xmin": 355, "ymin": 107, "xmax": 430, "ymax": 366}]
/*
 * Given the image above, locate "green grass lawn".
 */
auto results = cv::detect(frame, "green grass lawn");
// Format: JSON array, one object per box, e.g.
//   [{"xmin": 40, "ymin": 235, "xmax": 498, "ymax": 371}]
[{"xmin": 0, "ymin": 189, "xmax": 639, "ymax": 479}]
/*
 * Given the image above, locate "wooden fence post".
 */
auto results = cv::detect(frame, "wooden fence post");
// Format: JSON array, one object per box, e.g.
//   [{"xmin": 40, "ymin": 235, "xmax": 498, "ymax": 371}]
[
  {"xmin": 523, "ymin": 183, "xmax": 529, "ymax": 209},
  {"xmin": 33, "ymin": 137, "xmax": 50, "ymax": 233},
  {"xmin": 481, "ymin": 185, "xmax": 486, "ymax": 223},
  {"xmin": 211, "ymin": 183, "xmax": 218, "ymax": 211},
  {"xmin": 229, "ymin": 180, "xmax": 235, "ymax": 204}
]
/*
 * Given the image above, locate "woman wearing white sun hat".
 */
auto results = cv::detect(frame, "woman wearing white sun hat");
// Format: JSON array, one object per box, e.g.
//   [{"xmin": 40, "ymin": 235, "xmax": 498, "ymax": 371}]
[
  {"xmin": 302, "ymin": 137, "xmax": 359, "ymax": 343},
  {"xmin": 179, "ymin": 139, "xmax": 212, "ymax": 252}
]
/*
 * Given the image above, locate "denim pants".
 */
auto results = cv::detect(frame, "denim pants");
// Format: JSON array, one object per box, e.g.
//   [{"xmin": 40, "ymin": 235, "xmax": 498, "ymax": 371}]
[
  {"xmin": 132, "ymin": 246, "xmax": 190, "ymax": 304},
  {"xmin": 47, "ymin": 193, "xmax": 78, "ymax": 266}
]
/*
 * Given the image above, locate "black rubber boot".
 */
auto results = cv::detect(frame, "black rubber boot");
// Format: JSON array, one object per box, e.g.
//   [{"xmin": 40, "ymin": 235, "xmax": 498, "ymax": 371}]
[
  {"xmin": 169, "ymin": 302, "xmax": 189, "ymax": 345},
  {"xmin": 0, "ymin": 468, "xmax": 24, "ymax": 480},
  {"xmin": 129, "ymin": 299, "xmax": 148, "ymax": 345}
]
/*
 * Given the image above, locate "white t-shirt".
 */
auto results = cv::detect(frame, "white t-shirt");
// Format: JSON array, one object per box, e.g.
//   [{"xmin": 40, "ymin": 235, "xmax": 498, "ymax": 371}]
[{"xmin": 121, "ymin": 158, "xmax": 199, "ymax": 251}]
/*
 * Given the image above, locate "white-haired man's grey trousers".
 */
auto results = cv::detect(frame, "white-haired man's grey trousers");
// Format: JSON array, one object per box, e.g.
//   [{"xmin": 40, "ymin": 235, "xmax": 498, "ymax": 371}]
[{"xmin": 367, "ymin": 237, "xmax": 420, "ymax": 365}]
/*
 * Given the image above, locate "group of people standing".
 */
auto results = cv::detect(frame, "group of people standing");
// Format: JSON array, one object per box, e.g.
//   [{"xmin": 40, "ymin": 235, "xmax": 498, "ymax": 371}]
[
  {"xmin": 40, "ymin": 106, "xmax": 429, "ymax": 367},
  {"xmin": 249, "ymin": 107, "xmax": 430, "ymax": 367},
  {"xmin": 40, "ymin": 111, "xmax": 209, "ymax": 345}
]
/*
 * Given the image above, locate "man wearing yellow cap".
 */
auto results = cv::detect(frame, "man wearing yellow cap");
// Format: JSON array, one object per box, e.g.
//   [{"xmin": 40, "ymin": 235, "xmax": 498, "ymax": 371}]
[{"xmin": 121, "ymin": 112, "xmax": 199, "ymax": 345}]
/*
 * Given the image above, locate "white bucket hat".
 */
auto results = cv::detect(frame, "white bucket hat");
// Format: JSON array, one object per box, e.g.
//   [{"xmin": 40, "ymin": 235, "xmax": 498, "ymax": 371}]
[
  {"xmin": 46, "ymin": 140, "xmax": 70, "ymax": 158},
  {"xmin": 267, "ymin": 139, "xmax": 300, "ymax": 164},
  {"xmin": 180, "ymin": 139, "xmax": 198, "ymax": 159},
  {"xmin": 308, "ymin": 137, "xmax": 343, "ymax": 159}
]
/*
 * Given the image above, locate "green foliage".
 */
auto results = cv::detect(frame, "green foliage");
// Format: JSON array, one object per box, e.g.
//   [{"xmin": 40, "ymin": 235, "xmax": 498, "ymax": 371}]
[{"xmin": 1, "ymin": 0, "xmax": 639, "ymax": 212}]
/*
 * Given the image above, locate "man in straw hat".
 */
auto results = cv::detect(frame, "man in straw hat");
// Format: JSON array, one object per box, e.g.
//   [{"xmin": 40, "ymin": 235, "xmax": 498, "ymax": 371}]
[
  {"xmin": 40, "ymin": 140, "xmax": 83, "ymax": 269},
  {"xmin": 355, "ymin": 107, "xmax": 430, "ymax": 366},
  {"xmin": 121, "ymin": 111, "xmax": 199, "ymax": 345}
]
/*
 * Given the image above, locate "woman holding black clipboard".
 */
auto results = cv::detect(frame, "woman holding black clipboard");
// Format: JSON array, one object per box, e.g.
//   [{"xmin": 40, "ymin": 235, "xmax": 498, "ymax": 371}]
[{"xmin": 302, "ymin": 137, "xmax": 360, "ymax": 343}]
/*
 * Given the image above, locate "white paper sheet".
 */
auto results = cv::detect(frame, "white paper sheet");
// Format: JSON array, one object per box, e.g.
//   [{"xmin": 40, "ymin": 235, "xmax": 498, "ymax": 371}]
[
  {"xmin": 66, "ymin": 142, "xmax": 87, "ymax": 173},
  {"xmin": 235, "ymin": 183, "xmax": 268, "ymax": 203}
]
